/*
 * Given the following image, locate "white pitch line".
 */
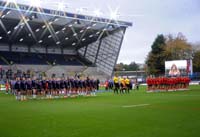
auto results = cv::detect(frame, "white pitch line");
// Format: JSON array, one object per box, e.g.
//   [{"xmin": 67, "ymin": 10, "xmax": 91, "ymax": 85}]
[
  {"xmin": 178, "ymin": 95, "xmax": 200, "ymax": 97},
  {"xmin": 122, "ymin": 104, "xmax": 150, "ymax": 108}
]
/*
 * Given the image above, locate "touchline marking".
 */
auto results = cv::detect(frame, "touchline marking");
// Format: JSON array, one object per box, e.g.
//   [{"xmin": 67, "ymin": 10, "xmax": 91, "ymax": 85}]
[
  {"xmin": 122, "ymin": 104, "xmax": 150, "ymax": 108},
  {"xmin": 179, "ymin": 95, "xmax": 200, "ymax": 97}
]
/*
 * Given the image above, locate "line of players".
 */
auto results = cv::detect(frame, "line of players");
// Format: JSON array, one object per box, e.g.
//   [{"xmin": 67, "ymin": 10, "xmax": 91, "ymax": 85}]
[
  {"xmin": 112, "ymin": 76, "xmax": 134, "ymax": 94},
  {"xmin": 146, "ymin": 77, "xmax": 190, "ymax": 91},
  {"xmin": 10, "ymin": 77, "xmax": 100, "ymax": 101}
]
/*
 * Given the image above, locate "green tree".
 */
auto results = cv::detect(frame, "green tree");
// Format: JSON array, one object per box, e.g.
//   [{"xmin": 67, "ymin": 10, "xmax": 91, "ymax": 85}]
[
  {"xmin": 193, "ymin": 50, "xmax": 200, "ymax": 72},
  {"xmin": 146, "ymin": 33, "xmax": 194, "ymax": 75},
  {"xmin": 146, "ymin": 34, "xmax": 166, "ymax": 75},
  {"xmin": 192, "ymin": 43, "xmax": 200, "ymax": 72},
  {"xmin": 115, "ymin": 62, "xmax": 140, "ymax": 71},
  {"xmin": 128, "ymin": 62, "xmax": 139, "ymax": 71},
  {"xmin": 164, "ymin": 33, "xmax": 192, "ymax": 60},
  {"xmin": 115, "ymin": 62, "xmax": 124, "ymax": 71}
]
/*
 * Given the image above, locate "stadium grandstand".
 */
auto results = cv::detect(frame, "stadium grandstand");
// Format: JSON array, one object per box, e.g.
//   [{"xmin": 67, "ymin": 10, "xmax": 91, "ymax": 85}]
[{"xmin": 0, "ymin": 0, "xmax": 132, "ymax": 80}]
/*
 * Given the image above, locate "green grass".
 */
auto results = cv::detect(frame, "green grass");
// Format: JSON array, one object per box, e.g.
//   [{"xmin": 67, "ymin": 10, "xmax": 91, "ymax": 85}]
[{"xmin": 0, "ymin": 86, "xmax": 200, "ymax": 137}]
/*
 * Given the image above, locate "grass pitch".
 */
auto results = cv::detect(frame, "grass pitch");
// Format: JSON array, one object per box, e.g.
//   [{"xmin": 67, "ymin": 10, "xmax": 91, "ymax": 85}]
[{"xmin": 0, "ymin": 86, "xmax": 200, "ymax": 137}]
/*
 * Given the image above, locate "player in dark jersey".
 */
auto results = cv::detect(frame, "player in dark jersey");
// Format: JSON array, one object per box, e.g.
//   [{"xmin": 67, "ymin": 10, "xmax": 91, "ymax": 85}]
[
  {"xmin": 91, "ymin": 78, "xmax": 97, "ymax": 96},
  {"xmin": 96, "ymin": 79, "xmax": 100, "ymax": 91},
  {"xmin": 56, "ymin": 78, "xmax": 61, "ymax": 96},
  {"xmin": 26, "ymin": 78, "xmax": 32, "ymax": 97},
  {"xmin": 70, "ymin": 78, "xmax": 75, "ymax": 96},
  {"xmin": 32, "ymin": 77, "xmax": 37, "ymax": 99},
  {"xmin": 64, "ymin": 78, "xmax": 69, "ymax": 96},
  {"xmin": 45, "ymin": 79, "xmax": 49, "ymax": 96},
  {"xmin": 52, "ymin": 78, "xmax": 57, "ymax": 96},
  {"xmin": 78, "ymin": 78, "xmax": 84, "ymax": 95},
  {"xmin": 86, "ymin": 77, "xmax": 91, "ymax": 95},
  {"xmin": 47, "ymin": 78, "xmax": 52, "ymax": 98},
  {"xmin": 36, "ymin": 79, "xmax": 42, "ymax": 98},
  {"xmin": 82, "ymin": 78, "xmax": 87, "ymax": 96},
  {"xmin": 73, "ymin": 78, "xmax": 79, "ymax": 95},
  {"xmin": 60, "ymin": 78, "xmax": 65, "ymax": 96},
  {"xmin": 20, "ymin": 77, "xmax": 27, "ymax": 101},
  {"xmin": 14, "ymin": 77, "xmax": 21, "ymax": 100},
  {"xmin": 41, "ymin": 78, "xmax": 46, "ymax": 96}
]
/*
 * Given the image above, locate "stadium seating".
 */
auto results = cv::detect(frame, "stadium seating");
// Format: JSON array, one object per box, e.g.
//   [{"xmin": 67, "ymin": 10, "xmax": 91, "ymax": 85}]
[{"xmin": 0, "ymin": 51, "xmax": 84, "ymax": 66}]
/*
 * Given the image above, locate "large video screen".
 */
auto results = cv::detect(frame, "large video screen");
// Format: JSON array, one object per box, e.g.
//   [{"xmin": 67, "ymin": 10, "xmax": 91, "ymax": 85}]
[{"xmin": 165, "ymin": 60, "xmax": 193, "ymax": 77}]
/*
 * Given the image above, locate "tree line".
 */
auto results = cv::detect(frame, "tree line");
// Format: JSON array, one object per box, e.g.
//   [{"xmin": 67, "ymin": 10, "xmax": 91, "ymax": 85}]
[
  {"xmin": 115, "ymin": 62, "xmax": 140, "ymax": 71},
  {"xmin": 145, "ymin": 33, "xmax": 200, "ymax": 75}
]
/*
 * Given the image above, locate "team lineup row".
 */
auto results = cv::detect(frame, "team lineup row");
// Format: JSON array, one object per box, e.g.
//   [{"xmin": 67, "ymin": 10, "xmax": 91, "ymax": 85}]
[
  {"xmin": 146, "ymin": 77, "xmax": 190, "ymax": 92},
  {"xmin": 5, "ymin": 77, "xmax": 100, "ymax": 101}
]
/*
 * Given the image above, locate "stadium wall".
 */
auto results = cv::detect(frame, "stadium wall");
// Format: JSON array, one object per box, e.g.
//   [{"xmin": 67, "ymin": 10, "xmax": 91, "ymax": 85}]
[{"xmin": 78, "ymin": 28, "xmax": 126, "ymax": 77}]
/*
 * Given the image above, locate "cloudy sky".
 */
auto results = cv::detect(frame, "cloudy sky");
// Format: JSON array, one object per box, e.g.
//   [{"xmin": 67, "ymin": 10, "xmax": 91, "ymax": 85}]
[{"xmin": 4, "ymin": 0, "xmax": 200, "ymax": 64}]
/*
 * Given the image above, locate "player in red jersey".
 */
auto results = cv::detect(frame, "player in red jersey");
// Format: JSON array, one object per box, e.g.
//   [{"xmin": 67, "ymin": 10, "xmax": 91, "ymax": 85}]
[
  {"xmin": 146, "ymin": 77, "xmax": 152, "ymax": 91},
  {"xmin": 185, "ymin": 77, "xmax": 190, "ymax": 89},
  {"xmin": 169, "ymin": 78, "xmax": 174, "ymax": 91},
  {"xmin": 163, "ymin": 77, "xmax": 168, "ymax": 91}
]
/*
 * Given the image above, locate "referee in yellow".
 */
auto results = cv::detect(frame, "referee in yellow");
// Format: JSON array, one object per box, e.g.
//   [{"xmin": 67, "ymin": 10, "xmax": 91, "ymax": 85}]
[
  {"xmin": 113, "ymin": 75, "xmax": 119, "ymax": 94},
  {"xmin": 125, "ymin": 77, "xmax": 130, "ymax": 93}
]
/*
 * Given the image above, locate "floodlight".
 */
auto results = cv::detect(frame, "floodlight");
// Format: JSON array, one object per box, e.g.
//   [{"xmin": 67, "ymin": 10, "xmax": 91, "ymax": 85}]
[
  {"xmin": 1, "ymin": 15, "xmax": 5, "ymax": 18},
  {"xmin": 6, "ymin": 11, "xmax": 11, "ymax": 15},
  {"xmin": 19, "ymin": 38, "xmax": 23, "ymax": 42},
  {"xmin": 94, "ymin": 9, "xmax": 102, "ymax": 17},
  {"xmin": 54, "ymin": 18, "xmax": 59, "ymax": 22},
  {"xmin": 92, "ymin": 23, "xmax": 96, "ymax": 27},
  {"xmin": 109, "ymin": 7, "xmax": 120, "ymax": 20},
  {"xmin": 35, "ymin": 28, "xmax": 40, "ymax": 32},
  {"xmin": 30, "ymin": 0, "xmax": 41, "ymax": 7},
  {"xmin": 56, "ymin": 41, "xmax": 60, "ymax": 45},
  {"xmin": 86, "ymin": 26, "xmax": 91, "ymax": 30},
  {"xmin": 110, "ymin": 11, "xmax": 118, "ymax": 20},
  {"xmin": 14, "ymin": 26, "xmax": 18, "ymax": 30},
  {"xmin": 80, "ymin": 30, "xmax": 84, "ymax": 33},
  {"xmin": 58, "ymin": 2, "xmax": 65, "ymax": 11},
  {"xmin": 26, "ymin": 18, "xmax": 30, "ymax": 22},
  {"xmin": 31, "ymin": 15, "xmax": 35, "ymax": 19},
  {"xmin": 48, "ymin": 35, "xmax": 52, "ymax": 38},
  {"xmin": 103, "ymin": 28, "xmax": 107, "ymax": 31},
  {"xmin": 62, "ymin": 27, "xmax": 66, "ymax": 31},
  {"xmin": 7, "ymin": 0, "xmax": 16, "ymax": 3},
  {"xmin": 42, "ymin": 25, "xmax": 46, "ymax": 29},
  {"xmin": 38, "ymin": 40, "xmax": 43, "ymax": 43},
  {"xmin": 7, "ymin": 30, "xmax": 11, "ymax": 34}
]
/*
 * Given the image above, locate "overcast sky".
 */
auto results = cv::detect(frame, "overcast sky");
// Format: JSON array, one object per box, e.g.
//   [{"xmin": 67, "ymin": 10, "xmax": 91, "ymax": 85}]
[{"xmin": 5, "ymin": 0, "xmax": 200, "ymax": 64}]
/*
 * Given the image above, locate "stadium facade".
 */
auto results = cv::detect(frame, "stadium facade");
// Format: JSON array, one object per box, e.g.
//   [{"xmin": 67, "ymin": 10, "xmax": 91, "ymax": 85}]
[{"xmin": 0, "ymin": 0, "xmax": 132, "ymax": 78}]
